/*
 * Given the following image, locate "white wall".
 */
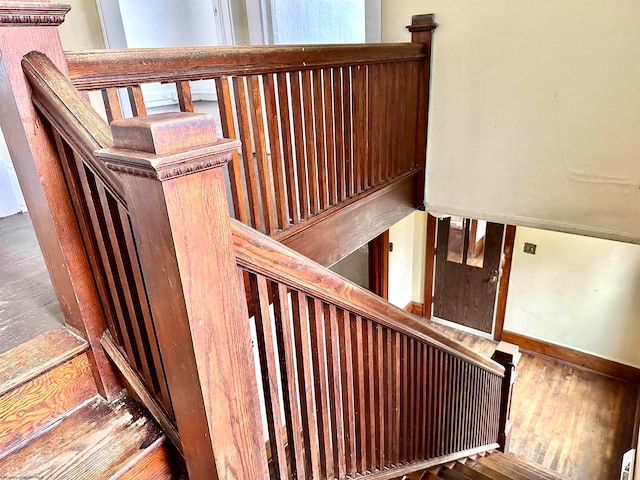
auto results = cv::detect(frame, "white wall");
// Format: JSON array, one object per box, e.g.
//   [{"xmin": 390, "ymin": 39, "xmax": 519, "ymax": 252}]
[
  {"xmin": 382, "ymin": 1, "xmax": 640, "ymax": 244},
  {"xmin": 329, "ymin": 245, "xmax": 369, "ymax": 289},
  {"xmin": 504, "ymin": 227, "xmax": 640, "ymax": 368}
]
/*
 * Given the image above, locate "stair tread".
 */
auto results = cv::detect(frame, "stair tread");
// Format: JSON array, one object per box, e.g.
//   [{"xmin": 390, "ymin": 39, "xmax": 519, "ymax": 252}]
[
  {"xmin": 0, "ymin": 394, "xmax": 165, "ymax": 480},
  {"xmin": 463, "ymin": 461, "xmax": 515, "ymax": 480},
  {"xmin": 0, "ymin": 328, "xmax": 87, "ymax": 396},
  {"xmin": 453, "ymin": 463, "xmax": 496, "ymax": 480},
  {"xmin": 478, "ymin": 453, "xmax": 567, "ymax": 480}
]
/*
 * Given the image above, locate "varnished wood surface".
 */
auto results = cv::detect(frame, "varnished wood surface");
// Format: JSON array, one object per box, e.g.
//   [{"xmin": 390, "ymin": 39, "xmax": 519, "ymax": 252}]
[
  {"xmin": 65, "ymin": 44, "xmax": 427, "ymax": 90},
  {"xmin": 0, "ymin": 395, "xmax": 167, "ymax": 479},
  {"xmin": 118, "ymin": 436, "xmax": 175, "ymax": 480},
  {"xmin": 0, "ymin": 213, "xmax": 64, "ymax": 354},
  {"xmin": 0, "ymin": 327, "xmax": 86, "ymax": 396},
  {"xmin": 424, "ymin": 322, "xmax": 639, "ymax": 480},
  {"xmin": 0, "ymin": 353, "xmax": 98, "ymax": 455}
]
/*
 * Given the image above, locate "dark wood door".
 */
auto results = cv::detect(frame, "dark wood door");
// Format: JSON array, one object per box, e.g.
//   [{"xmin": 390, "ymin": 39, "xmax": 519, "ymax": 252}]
[{"xmin": 433, "ymin": 217, "xmax": 504, "ymax": 334}]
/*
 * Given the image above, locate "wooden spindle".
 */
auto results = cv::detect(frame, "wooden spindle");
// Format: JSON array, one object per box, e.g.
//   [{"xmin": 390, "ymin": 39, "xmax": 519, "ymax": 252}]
[
  {"xmin": 302, "ymin": 70, "xmax": 320, "ymax": 215},
  {"xmin": 176, "ymin": 81, "xmax": 194, "ymax": 112},
  {"xmin": 492, "ymin": 342, "xmax": 520, "ymax": 453},
  {"xmin": 342, "ymin": 66, "xmax": 354, "ymax": 198},
  {"xmin": 333, "ymin": 68, "xmax": 346, "ymax": 203},
  {"xmin": 127, "ymin": 85, "xmax": 146, "ymax": 116},
  {"xmin": 313, "ymin": 69, "xmax": 328, "ymax": 210},
  {"xmin": 339, "ymin": 311, "xmax": 357, "ymax": 475},
  {"xmin": 323, "ymin": 68, "xmax": 337, "ymax": 206},
  {"xmin": 102, "ymin": 88, "xmax": 123, "ymax": 123},
  {"xmin": 288, "ymin": 71, "xmax": 308, "ymax": 221},
  {"xmin": 351, "ymin": 315, "xmax": 368, "ymax": 472},
  {"xmin": 325, "ymin": 304, "xmax": 346, "ymax": 478},
  {"xmin": 99, "ymin": 111, "xmax": 268, "ymax": 479}
]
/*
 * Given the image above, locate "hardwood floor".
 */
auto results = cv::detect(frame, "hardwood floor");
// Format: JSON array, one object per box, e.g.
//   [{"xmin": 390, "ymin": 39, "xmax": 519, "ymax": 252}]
[
  {"xmin": 426, "ymin": 319, "xmax": 639, "ymax": 480},
  {"xmin": 0, "ymin": 213, "xmax": 64, "ymax": 353}
]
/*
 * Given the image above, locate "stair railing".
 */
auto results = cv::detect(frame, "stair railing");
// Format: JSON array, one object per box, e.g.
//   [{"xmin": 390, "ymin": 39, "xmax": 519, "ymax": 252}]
[{"xmin": 15, "ymin": 13, "xmax": 514, "ymax": 480}]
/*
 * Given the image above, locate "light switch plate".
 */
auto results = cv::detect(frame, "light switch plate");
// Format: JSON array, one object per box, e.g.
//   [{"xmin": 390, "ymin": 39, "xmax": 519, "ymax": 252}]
[{"xmin": 524, "ymin": 243, "xmax": 537, "ymax": 255}]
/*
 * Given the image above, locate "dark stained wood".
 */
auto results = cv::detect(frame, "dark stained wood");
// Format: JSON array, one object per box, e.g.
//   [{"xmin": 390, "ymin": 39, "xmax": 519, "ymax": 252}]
[
  {"xmin": 369, "ymin": 229, "xmax": 390, "ymax": 300},
  {"xmin": 100, "ymin": 113, "xmax": 268, "ymax": 480},
  {"xmin": 492, "ymin": 342, "xmax": 520, "ymax": 454},
  {"xmin": 232, "ymin": 219, "xmax": 504, "ymax": 376},
  {"xmin": 66, "ymin": 44, "xmax": 427, "ymax": 90},
  {"xmin": 102, "ymin": 87, "xmax": 123, "ymax": 123},
  {"xmin": 175, "ymin": 80, "xmax": 194, "ymax": 112},
  {"xmin": 351, "ymin": 314, "xmax": 368, "ymax": 472},
  {"xmin": 423, "ymin": 213, "xmax": 437, "ymax": 317},
  {"xmin": 325, "ymin": 304, "xmax": 346, "ymax": 478},
  {"xmin": 127, "ymin": 85, "xmax": 147, "ymax": 116},
  {"xmin": 502, "ymin": 330, "xmax": 640, "ymax": 384},
  {"xmin": 1, "ymin": 32, "xmax": 120, "ymax": 397},
  {"xmin": 493, "ymin": 225, "xmax": 516, "ymax": 341},
  {"xmin": 119, "ymin": 437, "xmax": 175, "ymax": 480},
  {"xmin": 277, "ymin": 171, "xmax": 419, "ymax": 267},
  {"xmin": 288, "ymin": 71, "xmax": 308, "ymax": 221},
  {"xmin": 0, "ymin": 353, "xmax": 98, "ymax": 454}
]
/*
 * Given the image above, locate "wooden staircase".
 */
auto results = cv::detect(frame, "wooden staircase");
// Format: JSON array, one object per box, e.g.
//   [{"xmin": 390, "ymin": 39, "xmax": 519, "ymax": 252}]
[
  {"xmin": 401, "ymin": 452, "xmax": 570, "ymax": 480},
  {"xmin": 0, "ymin": 328, "xmax": 175, "ymax": 479}
]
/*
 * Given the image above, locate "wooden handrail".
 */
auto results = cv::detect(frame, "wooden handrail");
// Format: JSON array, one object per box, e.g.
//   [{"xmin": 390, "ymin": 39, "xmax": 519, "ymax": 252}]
[
  {"xmin": 232, "ymin": 220, "xmax": 505, "ymax": 377},
  {"xmin": 65, "ymin": 43, "xmax": 427, "ymax": 90},
  {"xmin": 21, "ymin": 51, "xmax": 126, "ymax": 205}
]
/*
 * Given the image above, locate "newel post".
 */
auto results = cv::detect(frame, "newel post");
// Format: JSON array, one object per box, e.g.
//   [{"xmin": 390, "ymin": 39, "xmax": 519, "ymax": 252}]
[
  {"xmin": 492, "ymin": 341, "xmax": 521, "ymax": 453},
  {"xmin": 97, "ymin": 112, "xmax": 269, "ymax": 480},
  {"xmin": 407, "ymin": 14, "xmax": 437, "ymax": 206}
]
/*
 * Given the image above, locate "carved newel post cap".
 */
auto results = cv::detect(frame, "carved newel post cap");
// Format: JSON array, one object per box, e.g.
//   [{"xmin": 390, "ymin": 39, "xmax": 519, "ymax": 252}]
[
  {"xmin": 98, "ymin": 112, "xmax": 240, "ymax": 181},
  {"xmin": 407, "ymin": 14, "xmax": 437, "ymax": 33}
]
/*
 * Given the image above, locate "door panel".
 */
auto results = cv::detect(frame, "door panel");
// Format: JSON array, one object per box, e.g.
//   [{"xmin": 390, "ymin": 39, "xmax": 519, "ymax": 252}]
[{"xmin": 433, "ymin": 217, "xmax": 504, "ymax": 333}]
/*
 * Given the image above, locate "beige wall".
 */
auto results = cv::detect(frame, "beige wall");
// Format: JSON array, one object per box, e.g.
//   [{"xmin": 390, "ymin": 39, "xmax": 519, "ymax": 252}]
[
  {"xmin": 58, "ymin": 0, "xmax": 105, "ymax": 50},
  {"xmin": 504, "ymin": 227, "xmax": 640, "ymax": 368},
  {"xmin": 383, "ymin": 1, "xmax": 640, "ymax": 243}
]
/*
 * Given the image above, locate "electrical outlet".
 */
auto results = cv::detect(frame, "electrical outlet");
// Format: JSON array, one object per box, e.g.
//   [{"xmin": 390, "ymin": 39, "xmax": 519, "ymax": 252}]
[{"xmin": 523, "ymin": 242, "xmax": 537, "ymax": 255}]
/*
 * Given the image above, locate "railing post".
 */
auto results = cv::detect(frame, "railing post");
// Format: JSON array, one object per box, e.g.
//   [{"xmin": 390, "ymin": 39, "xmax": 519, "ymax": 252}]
[
  {"xmin": 97, "ymin": 112, "xmax": 269, "ymax": 480},
  {"xmin": 407, "ymin": 14, "xmax": 437, "ymax": 206},
  {"xmin": 0, "ymin": 1, "xmax": 120, "ymax": 397},
  {"xmin": 492, "ymin": 341, "xmax": 521, "ymax": 453}
]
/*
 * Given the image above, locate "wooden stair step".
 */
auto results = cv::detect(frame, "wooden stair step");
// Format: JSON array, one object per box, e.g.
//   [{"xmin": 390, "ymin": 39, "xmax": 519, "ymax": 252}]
[
  {"xmin": 0, "ymin": 351, "xmax": 97, "ymax": 456},
  {"xmin": 0, "ymin": 328, "xmax": 87, "ymax": 396},
  {"xmin": 438, "ymin": 465, "xmax": 473, "ymax": 480},
  {"xmin": 453, "ymin": 463, "xmax": 496, "ymax": 480},
  {"xmin": 0, "ymin": 394, "xmax": 171, "ymax": 479},
  {"xmin": 485, "ymin": 453, "xmax": 569, "ymax": 480},
  {"xmin": 477, "ymin": 453, "xmax": 561, "ymax": 480},
  {"xmin": 462, "ymin": 461, "xmax": 514, "ymax": 480}
]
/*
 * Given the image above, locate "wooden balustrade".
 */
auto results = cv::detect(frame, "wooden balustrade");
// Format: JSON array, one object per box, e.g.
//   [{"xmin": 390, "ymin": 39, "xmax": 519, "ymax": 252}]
[
  {"xmin": 233, "ymin": 220, "xmax": 503, "ymax": 479},
  {"xmin": 63, "ymin": 40, "xmax": 431, "ymax": 265}
]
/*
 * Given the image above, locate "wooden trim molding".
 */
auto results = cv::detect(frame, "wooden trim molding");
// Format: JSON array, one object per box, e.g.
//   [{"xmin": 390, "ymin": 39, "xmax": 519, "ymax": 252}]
[
  {"xmin": 502, "ymin": 330, "xmax": 640, "ymax": 384},
  {"xmin": 404, "ymin": 301, "xmax": 424, "ymax": 317},
  {"xmin": 0, "ymin": 3, "xmax": 70, "ymax": 26},
  {"xmin": 422, "ymin": 213, "xmax": 436, "ymax": 318},
  {"xmin": 493, "ymin": 225, "xmax": 516, "ymax": 341}
]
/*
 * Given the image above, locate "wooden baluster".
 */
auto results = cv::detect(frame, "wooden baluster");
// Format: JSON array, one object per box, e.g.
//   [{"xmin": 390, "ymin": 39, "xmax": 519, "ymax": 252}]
[
  {"xmin": 102, "ymin": 88, "xmax": 123, "ymax": 123},
  {"xmin": 248, "ymin": 76, "xmax": 276, "ymax": 235},
  {"xmin": 262, "ymin": 73, "xmax": 289, "ymax": 231},
  {"xmin": 426, "ymin": 346, "xmax": 434, "ymax": 458},
  {"xmin": 127, "ymin": 85, "xmax": 146, "ymax": 116},
  {"xmin": 492, "ymin": 342, "xmax": 519, "ymax": 453},
  {"xmin": 99, "ymin": 112, "xmax": 268, "ymax": 479},
  {"xmin": 342, "ymin": 67, "xmax": 354, "ymax": 199},
  {"xmin": 215, "ymin": 77, "xmax": 249, "ymax": 224},
  {"xmin": 396, "ymin": 63, "xmax": 408, "ymax": 177},
  {"xmin": 291, "ymin": 292, "xmax": 321, "ymax": 478},
  {"xmin": 313, "ymin": 69, "xmax": 328, "ymax": 210},
  {"xmin": 377, "ymin": 63, "xmax": 387, "ymax": 185},
  {"xmin": 176, "ymin": 80, "xmax": 194, "ymax": 112},
  {"xmin": 434, "ymin": 349, "xmax": 442, "ymax": 457},
  {"xmin": 288, "ymin": 71, "xmax": 308, "ymax": 221},
  {"xmin": 250, "ymin": 274, "xmax": 289, "ymax": 480},
  {"xmin": 308, "ymin": 297, "xmax": 334, "ymax": 477},
  {"xmin": 323, "ymin": 68, "xmax": 337, "ymax": 206},
  {"xmin": 365, "ymin": 319, "xmax": 376, "ymax": 470},
  {"xmin": 339, "ymin": 311, "xmax": 357, "ymax": 475},
  {"xmin": 273, "ymin": 283, "xmax": 307, "ymax": 479},
  {"xmin": 375, "ymin": 325, "xmax": 385, "ymax": 468},
  {"xmin": 325, "ymin": 304, "xmax": 346, "ymax": 478},
  {"xmin": 385, "ymin": 328, "xmax": 393, "ymax": 464},
  {"xmin": 393, "ymin": 332, "xmax": 401, "ymax": 464},
  {"xmin": 118, "ymin": 202, "xmax": 172, "ymax": 414},
  {"xmin": 389, "ymin": 63, "xmax": 399, "ymax": 179},
  {"xmin": 302, "ymin": 70, "xmax": 319, "ymax": 215},
  {"xmin": 451, "ymin": 358, "xmax": 460, "ymax": 453},
  {"xmin": 351, "ymin": 315, "xmax": 368, "ymax": 472},
  {"xmin": 414, "ymin": 341, "xmax": 423, "ymax": 460},
  {"xmin": 407, "ymin": 338, "xmax": 416, "ymax": 460},
  {"xmin": 333, "ymin": 68, "xmax": 345, "ymax": 203},
  {"xmin": 233, "ymin": 76, "xmax": 263, "ymax": 231},
  {"xmin": 352, "ymin": 65, "xmax": 367, "ymax": 194},
  {"xmin": 407, "ymin": 14, "xmax": 437, "ymax": 205},
  {"xmin": 400, "ymin": 335, "xmax": 409, "ymax": 463}
]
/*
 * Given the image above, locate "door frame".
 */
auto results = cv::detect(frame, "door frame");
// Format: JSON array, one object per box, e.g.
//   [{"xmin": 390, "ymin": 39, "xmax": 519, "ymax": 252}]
[
  {"xmin": 369, "ymin": 229, "xmax": 389, "ymax": 300},
  {"xmin": 422, "ymin": 214, "xmax": 516, "ymax": 340}
]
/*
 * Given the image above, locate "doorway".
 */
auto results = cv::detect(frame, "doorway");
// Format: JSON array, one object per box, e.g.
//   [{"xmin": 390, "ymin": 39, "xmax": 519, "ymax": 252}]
[{"xmin": 424, "ymin": 215, "xmax": 515, "ymax": 337}]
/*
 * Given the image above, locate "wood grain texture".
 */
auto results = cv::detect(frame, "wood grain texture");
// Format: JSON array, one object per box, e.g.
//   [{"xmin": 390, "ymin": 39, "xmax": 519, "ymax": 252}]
[
  {"xmin": 423, "ymin": 213, "xmax": 437, "ymax": 318},
  {"xmin": 65, "ymin": 44, "xmax": 427, "ymax": 90},
  {"xmin": 234, "ymin": 220, "xmax": 504, "ymax": 376},
  {"xmin": 0, "ymin": 395, "xmax": 167, "ymax": 480},
  {"xmin": 493, "ymin": 225, "xmax": 516, "ymax": 341},
  {"xmin": 1, "ymin": 26, "xmax": 119, "ymax": 398},
  {"xmin": 117, "ymin": 436, "xmax": 175, "ymax": 480},
  {"xmin": 0, "ymin": 328, "xmax": 86, "ymax": 396},
  {"xmin": 502, "ymin": 330, "xmax": 640, "ymax": 384},
  {"xmin": 0, "ymin": 353, "xmax": 98, "ymax": 455}
]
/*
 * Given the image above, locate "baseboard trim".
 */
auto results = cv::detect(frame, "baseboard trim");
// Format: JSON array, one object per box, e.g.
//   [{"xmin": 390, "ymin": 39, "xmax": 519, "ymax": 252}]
[
  {"xmin": 403, "ymin": 301, "xmax": 424, "ymax": 316},
  {"xmin": 502, "ymin": 330, "xmax": 640, "ymax": 384}
]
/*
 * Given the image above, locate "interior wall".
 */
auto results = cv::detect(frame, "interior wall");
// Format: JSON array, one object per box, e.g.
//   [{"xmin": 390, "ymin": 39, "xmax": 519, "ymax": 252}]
[
  {"xmin": 382, "ymin": 1, "xmax": 640, "ymax": 243},
  {"xmin": 504, "ymin": 227, "xmax": 640, "ymax": 368},
  {"xmin": 329, "ymin": 245, "xmax": 369, "ymax": 289},
  {"xmin": 388, "ymin": 212, "xmax": 418, "ymax": 309},
  {"xmin": 59, "ymin": 0, "xmax": 106, "ymax": 50}
]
